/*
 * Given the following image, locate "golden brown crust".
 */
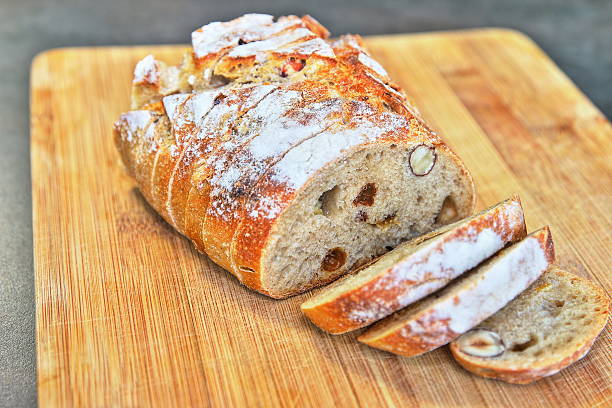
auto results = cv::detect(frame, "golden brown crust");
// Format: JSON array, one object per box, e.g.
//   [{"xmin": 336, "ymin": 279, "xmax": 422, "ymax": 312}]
[
  {"xmin": 449, "ymin": 268, "xmax": 609, "ymax": 384},
  {"xmin": 301, "ymin": 197, "xmax": 525, "ymax": 333}
]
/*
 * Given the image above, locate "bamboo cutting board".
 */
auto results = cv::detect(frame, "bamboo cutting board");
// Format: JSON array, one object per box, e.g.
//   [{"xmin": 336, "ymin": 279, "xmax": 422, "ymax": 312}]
[{"xmin": 31, "ymin": 29, "xmax": 611, "ymax": 407}]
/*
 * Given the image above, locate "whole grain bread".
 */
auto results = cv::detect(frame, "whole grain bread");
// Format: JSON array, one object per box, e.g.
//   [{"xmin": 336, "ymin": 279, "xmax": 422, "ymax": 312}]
[
  {"xmin": 449, "ymin": 266, "xmax": 609, "ymax": 384},
  {"xmin": 301, "ymin": 196, "xmax": 526, "ymax": 334},
  {"xmin": 114, "ymin": 14, "xmax": 475, "ymax": 298},
  {"xmin": 358, "ymin": 227, "xmax": 555, "ymax": 356}
]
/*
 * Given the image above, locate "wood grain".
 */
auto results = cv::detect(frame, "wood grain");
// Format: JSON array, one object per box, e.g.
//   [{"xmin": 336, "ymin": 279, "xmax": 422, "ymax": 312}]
[{"xmin": 31, "ymin": 29, "xmax": 611, "ymax": 407}]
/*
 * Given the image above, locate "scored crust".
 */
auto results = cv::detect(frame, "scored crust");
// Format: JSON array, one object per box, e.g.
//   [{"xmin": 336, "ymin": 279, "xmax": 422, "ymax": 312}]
[
  {"xmin": 300, "ymin": 196, "xmax": 527, "ymax": 334},
  {"xmin": 358, "ymin": 227, "xmax": 555, "ymax": 356},
  {"xmin": 114, "ymin": 14, "xmax": 476, "ymax": 297},
  {"xmin": 449, "ymin": 266, "xmax": 609, "ymax": 384}
]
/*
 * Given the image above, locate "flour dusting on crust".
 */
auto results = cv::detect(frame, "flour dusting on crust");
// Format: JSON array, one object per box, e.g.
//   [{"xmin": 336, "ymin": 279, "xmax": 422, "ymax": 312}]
[
  {"xmin": 192, "ymin": 14, "xmax": 305, "ymax": 58},
  {"xmin": 133, "ymin": 55, "xmax": 159, "ymax": 84}
]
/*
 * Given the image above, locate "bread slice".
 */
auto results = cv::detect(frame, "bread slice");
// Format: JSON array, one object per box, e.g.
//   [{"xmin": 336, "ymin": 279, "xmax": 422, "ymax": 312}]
[
  {"xmin": 300, "ymin": 196, "xmax": 526, "ymax": 334},
  {"xmin": 449, "ymin": 266, "xmax": 609, "ymax": 384},
  {"xmin": 358, "ymin": 227, "xmax": 555, "ymax": 356}
]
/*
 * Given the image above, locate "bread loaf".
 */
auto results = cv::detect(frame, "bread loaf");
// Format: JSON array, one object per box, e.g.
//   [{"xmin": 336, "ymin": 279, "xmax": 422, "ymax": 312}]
[
  {"xmin": 114, "ymin": 14, "xmax": 475, "ymax": 298},
  {"xmin": 358, "ymin": 227, "xmax": 555, "ymax": 356},
  {"xmin": 450, "ymin": 266, "xmax": 609, "ymax": 384},
  {"xmin": 301, "ymin": 196, "xmax": 526, "ymax": 334}
]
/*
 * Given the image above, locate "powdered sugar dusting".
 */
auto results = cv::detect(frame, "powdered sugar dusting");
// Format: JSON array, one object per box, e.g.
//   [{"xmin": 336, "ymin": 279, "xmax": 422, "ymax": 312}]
[
  {"xmin": 197, "ymin": 85, "xmax": 277, "ymax": 146},
  {"xmin": 275, "ymin": 38, "xmax": 335, "ymax": 58},
  {"xmin": 191, "ymin": 91, "xmax": 218, "ymax": 126},
  {"xmin": 358, "ymin": 52, "xmax": 388, "ymax": 78},
  {"xmin": 402, "ymin": 233, "xmax": 549, "ymax": 341},
  {"xmin": 162, "ymin": 94, "xmax": 191, "ymax": 122},
  {"xmin": 338, "ymin": 200, "xmax": 525, "ymax": 327},
  {"xmin": 269, "ymin": 106, "xmax": 407, "ymax": 189},
  {"xmin": 227, "ymin": 28, "xmax": 314, "ymax": 59},
  {"xmin": 121, "ymin": 110, "xmax": 154, "ymax": 143},
  {"xmin": 347, "ymin": 228, "xmax": 504, "ymax": 324},
  {"xmin": 124, "ymin": 110, "xmax": 153, "ymax": 131},
  {"xmin": 270, "ymin": 126, "xmax": 369, "ymax": 189},
  {"xmin": 208, "ymin": 98, "xmax": 343, "ymax": 220},
  {"xmin": 192, "ymin": 14, "xmax": 306, "ymax": 58},
  {"xmin": 133, "ymin": 55, "xmax": 159, "ymax": 84}
]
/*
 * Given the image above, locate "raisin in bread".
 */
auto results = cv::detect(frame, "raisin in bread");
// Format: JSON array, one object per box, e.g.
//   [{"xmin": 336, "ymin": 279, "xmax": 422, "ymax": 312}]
[
  {"xmin": 450, "ymin": 266, "xmax": 609, "ymax": 384},
  {"xmin": 358, "ymin": 227, "xmax": 555, "ymax": 356},
  {"xmin": 114, "ymin": 14, "xmax": 476, "ymax": 298},
  {"xmin": 301, "ymin": 196, "xmax": 526, "ymax": 334}
]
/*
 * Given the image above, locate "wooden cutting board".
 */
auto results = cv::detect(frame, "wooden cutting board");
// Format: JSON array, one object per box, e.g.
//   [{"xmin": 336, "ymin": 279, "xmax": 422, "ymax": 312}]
[{"xmin": 31, "ymin": 29, "xmax": 611, "ymax": 407}]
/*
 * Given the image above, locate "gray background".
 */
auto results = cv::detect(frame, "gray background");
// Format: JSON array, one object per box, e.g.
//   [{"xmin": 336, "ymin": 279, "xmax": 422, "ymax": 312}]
[{"xmin": 1, "ymin": 0, "xmax": 610, "ymax": 406}]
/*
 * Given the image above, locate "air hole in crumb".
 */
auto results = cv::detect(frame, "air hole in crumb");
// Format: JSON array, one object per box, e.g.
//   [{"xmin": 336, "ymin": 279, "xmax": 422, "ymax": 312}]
[
  {"xmin": 435, "ymin": 195, "xmax": 458, "ymax": 224},
  {"xmin": 321, "ymin": 248, "xmax": 347, "ymax": 272},
  {"xmin": 210, "ymin": 74, "xmax": 231, "ymax": 87},
  {"xmin": 565, "ymin": 337, "xmax": 574, "ymax": 344},
  {"xmin": 238, "ymin": 38, "xmax": 247, "ymax": 45},
  {"xmin": 390, "ymin": 144, "xmax": 397, "ymax": 149},
  {"xmin": 416, "ymin": 195, "xmax": 423, "ymax": 204},
  {"xmin": 554, "ymin": 300, "xmax": 565, "ymax": 308},
  {"xmin": 317, "ymin": 186, "xmax": 341, "ymax": 217},
  {"xmin": 594, "ymin": 307, "xmax": 601, "ymax": 312},
  {"xmin": 385, "ymin": 246, "xmax": 394, "ymax": 251},
  {"xmin": 353, "ymin": 183, "xmax": 377, "ymax": 206},
  {"xmin": 534, "ymin": 350, "xmax": 544, "ymax": 357},
  {"xmin": 511, "ymin": 334, "xmax": 538, "ymax": 352},
  {"xmin": 584, "ymin": 319, "xmax": 593, "ymax": 325},
  {"xmin": 577, "ymin": 314, "xmax": 586, "ymax": 319}
]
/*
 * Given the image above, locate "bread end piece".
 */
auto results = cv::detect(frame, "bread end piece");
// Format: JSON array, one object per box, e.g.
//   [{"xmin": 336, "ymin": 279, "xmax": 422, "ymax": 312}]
[{"xmin": 450, "ymin": 266, "xmax": 609, "ymax": 384}]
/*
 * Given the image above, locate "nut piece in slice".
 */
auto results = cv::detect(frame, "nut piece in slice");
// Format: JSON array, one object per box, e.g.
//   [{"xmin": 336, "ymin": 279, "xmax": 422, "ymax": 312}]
[
  {"xmin": 301, "ymin": 196, "xmax": 526, "ymax": 334},
  {"xmin": 455, "ymin": 328, "xmax": 505, "ymax": 358},
  {"xmin": 409, "ymin": 144, "xmax": 436, "ymax": 176},
  {"xmin": 450, "ymin": 266, "xmax": 609, "ymax": 384},
  {"xmin": 358, "ymin": 227, "xmax": 555, "ymax": 357}
]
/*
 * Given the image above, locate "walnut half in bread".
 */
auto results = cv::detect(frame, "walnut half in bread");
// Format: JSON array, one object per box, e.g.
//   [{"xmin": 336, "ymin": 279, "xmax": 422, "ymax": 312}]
[{"xmin": 114, "ymin": 14, "xmax": 475, "ymax": 298}]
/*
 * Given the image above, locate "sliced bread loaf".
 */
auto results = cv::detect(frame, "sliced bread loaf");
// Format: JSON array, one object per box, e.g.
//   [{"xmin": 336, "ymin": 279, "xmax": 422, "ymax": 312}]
[
  {"xmin": 115, "ymin": 14, "xmax": 477, "ymax": 298},
  {"xmin": 450, "ymin": 266, "xmax": 609, "ymax": 384},
  {"xmin": 300, "ymin": 196, "xmax": 526, "ymax": 334},
  {"xmin": 358, "ymin": 227, "xmax": 555, "ymax": 356}
]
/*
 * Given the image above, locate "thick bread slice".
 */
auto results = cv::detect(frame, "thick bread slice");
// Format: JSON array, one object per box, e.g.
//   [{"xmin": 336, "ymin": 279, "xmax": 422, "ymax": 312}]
[
  {"xmin": 450, "ymin": 266, "xmax": 609, "ymax": 384},
  {"xmin": 114, "ymin": 14, "xmax": 476, "ymax": 298},
  {"xmin": 358, "ymin": 227, "xmax": 555, "ymax": 356},
  {"xmin": 301, "ymin": 196, "xmax": 526, "ymax": 333}
]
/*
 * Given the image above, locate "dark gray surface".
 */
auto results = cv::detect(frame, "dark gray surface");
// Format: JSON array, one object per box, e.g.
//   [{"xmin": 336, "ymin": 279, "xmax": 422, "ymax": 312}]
[{"xmin": 1, "ymin": 0, "xmax": 610, "ymax": 406}]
